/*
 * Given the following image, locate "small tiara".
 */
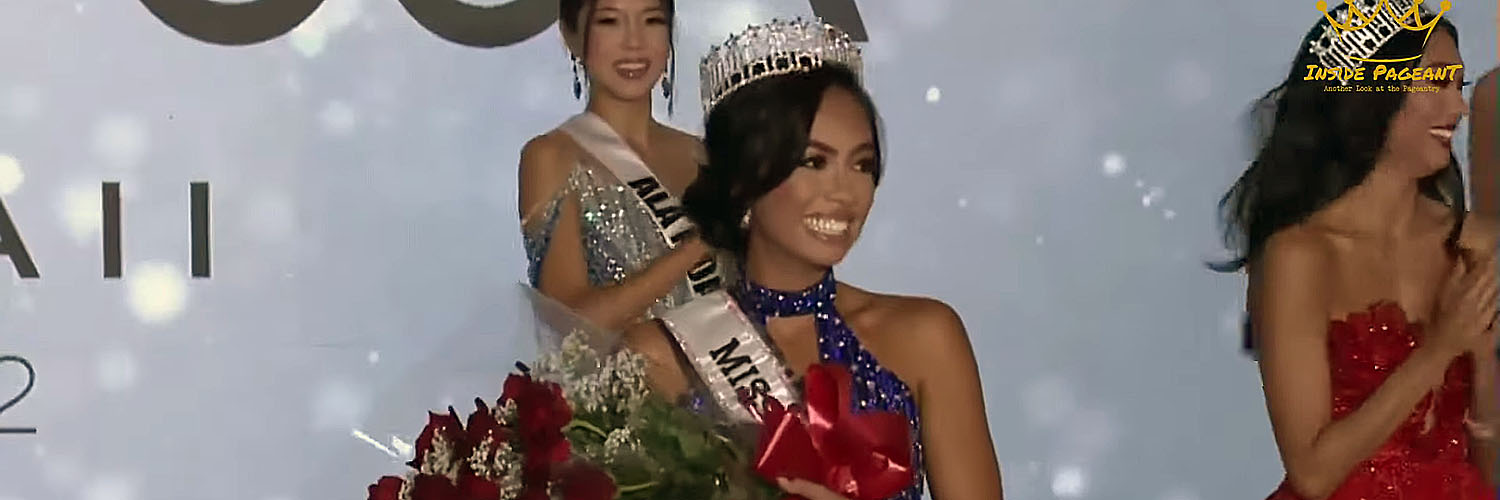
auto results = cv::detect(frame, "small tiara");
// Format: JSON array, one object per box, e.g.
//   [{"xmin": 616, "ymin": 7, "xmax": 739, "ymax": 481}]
[
  {"xmin": 699, "ymin": 17, "xmax": 862, "ymax": 114},
  {"xmin": 1307, "ymin": 0, "xmax": 1445, "ymax": 84}
]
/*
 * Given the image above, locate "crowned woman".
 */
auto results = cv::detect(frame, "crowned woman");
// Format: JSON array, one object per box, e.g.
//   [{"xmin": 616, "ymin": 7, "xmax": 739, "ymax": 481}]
[
  {"xmin": 1215, "ymin": 1, "xmax": 1500, "ymax": 498},
  {"xmin": 625, "ymin": 18, "xmax": 1004, "ymax": 500}
]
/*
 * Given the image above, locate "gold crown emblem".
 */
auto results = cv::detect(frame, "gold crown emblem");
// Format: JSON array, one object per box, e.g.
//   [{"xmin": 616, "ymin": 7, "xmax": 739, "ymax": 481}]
[
  {"xmin": 1307, "ymin": 0, "xmax": 1450, "ymax": 84},
  {"xmin": 1317, "ymin": 0, "xmax": 1448, "ymax": 41}
]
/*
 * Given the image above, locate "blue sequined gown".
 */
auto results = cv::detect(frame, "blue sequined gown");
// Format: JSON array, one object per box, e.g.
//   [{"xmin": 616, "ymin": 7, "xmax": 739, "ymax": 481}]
[{"xmin": 733, "ymin": 271, "xmax": 927, "ymax": 500}]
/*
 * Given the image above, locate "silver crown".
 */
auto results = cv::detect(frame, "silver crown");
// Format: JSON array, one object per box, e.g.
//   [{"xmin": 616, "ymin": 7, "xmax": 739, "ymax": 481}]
[
  {"xmin": 1307, "ymin": 0, "xmax": 1433, "ymax": 84},
  {"xmin": 699, "ymin": 17, "xmax": 862, "ymax": 113}
]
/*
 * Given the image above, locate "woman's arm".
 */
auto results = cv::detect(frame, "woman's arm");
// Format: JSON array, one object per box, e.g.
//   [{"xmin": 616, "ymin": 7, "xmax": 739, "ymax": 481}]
[
  {"xmin": 1471, "ymin": 68, "xmax": 1497, "ymax": 215},
  {"xmin": 1469, "ymin": 353, "xmax": 1499, "ymax": 480},
  {"xmin": 621, "ymin": 320, "xmax": 692, "ymax": 399},
  {"xmin": 518, "ymin": 134, "xmax": 711, "ymax": 331},
  {"xmin": 1253, "ymin": 232, "xmax": 1456, "ymax": 499},
  {"xmin": 1458, "ymin": 215, "xmax": 1500, "ymax": 479},
  {"xmin": 907, "ymin": 299, "xmax": 1003, "ymax": 500}
]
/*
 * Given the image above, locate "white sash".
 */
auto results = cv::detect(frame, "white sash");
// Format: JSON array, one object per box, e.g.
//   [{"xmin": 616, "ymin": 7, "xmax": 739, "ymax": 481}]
[
  {"xmin": 657, "ymin": 291, "xmax": 799, "ymax": 423},
  {"xmin": 559, "ymin": 114, "xmax": 792, "ymax": 421},
  {"xmin": 558, "ymin": 113, "xmax": 724, "ymax": 297}
]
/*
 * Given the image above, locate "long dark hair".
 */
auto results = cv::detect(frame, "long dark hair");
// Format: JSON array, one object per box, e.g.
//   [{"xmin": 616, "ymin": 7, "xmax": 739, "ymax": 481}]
[
  {"xmin": 559, "ymin": 0, "xmax": 677, "ymax": 110},
  {"xmin": 683, "ymin": 64, "xmax": 883, "ymax": 256},
  {"xmin": 1215, "ymin": 11, "xmax": 1466, "ymax": 352}
]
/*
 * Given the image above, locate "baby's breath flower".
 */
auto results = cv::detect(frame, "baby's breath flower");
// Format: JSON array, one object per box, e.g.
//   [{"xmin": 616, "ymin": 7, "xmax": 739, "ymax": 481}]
[
  {"xmin": 468, "ymin": 437, "xmax": 494, "ymax": 476},
  {"xmin": 494, "ymin": 399, "xmax": 517, "ymax": 426},
  {"xmin": 397, "ymin": 470, "xmax": 417, "ymax": 500},
  {"xmin": 603, "ymin": 427, "xmax": 640, "ymax": 459},
  {"xmin": 492, "ymin": 440, "xmax": 525, "ymax": 499},
  {"xmin": 418, "ymin": 433, "xmax": 462, "ymax": 482}
]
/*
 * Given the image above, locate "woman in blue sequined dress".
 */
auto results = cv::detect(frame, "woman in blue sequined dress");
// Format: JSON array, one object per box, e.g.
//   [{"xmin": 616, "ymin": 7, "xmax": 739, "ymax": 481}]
[{"xmin": 625, "ymin": 62, "xmax": 1003, "ymax": 499}]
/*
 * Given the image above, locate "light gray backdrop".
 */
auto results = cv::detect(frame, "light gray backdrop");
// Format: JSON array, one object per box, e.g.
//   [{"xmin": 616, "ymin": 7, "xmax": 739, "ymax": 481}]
[{"xmin": 0, "ymin": 1, "xmax": 1495, "ymax": 499}]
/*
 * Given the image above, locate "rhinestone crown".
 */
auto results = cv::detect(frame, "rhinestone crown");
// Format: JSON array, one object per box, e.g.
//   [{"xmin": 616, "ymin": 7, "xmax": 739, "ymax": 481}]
[{"xmin": 699, "ymin": 17, "xmax": 862, "ymax": 113}]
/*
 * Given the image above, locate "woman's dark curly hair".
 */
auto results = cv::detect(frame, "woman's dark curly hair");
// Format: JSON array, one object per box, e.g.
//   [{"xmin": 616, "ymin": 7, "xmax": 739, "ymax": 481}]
[
  {"xmin": 682, "ymin": 63, "xmax": 883, "ymax": 256},
  {"xmin": 1214, "ymin": 10, "xmax": 1467, "ymax": 352}
]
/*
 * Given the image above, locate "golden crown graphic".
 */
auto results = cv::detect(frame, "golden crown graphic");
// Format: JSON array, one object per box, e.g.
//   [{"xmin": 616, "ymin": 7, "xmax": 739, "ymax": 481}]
[{"xmin": 1309, "ymin": 0, "xmax": 1450, "ymax": 82}]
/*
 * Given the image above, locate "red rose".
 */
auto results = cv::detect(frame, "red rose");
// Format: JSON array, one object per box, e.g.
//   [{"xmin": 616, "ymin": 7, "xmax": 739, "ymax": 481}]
[
  {"xmin": 515, "ymin": 488, "xmax": 550, "ymax": 500},
  {"xmin": 444, "ymin": 406, "xmax": 476, "ymax": 462},
  {"xmin": 516, "ymin": 382, "xmax": 572, "ymax": 458},
  {"xmin": 554, "ymin": 462, "xmax": 617, "ymax": 500},
  {"xmin": 411, "ymin": 474, "xmax": 462, "ymax": 500},
  {"xmin": 529, "ymin": 382, "xmax": 573, "ymax": 434},
  {"xmin": 500, "ymin": 371, "xmax": 575, "ymax": 490},
  {"xmin": 466, "ymin": 398, "xmax": 504, "ymax": 443},
  {"xmin": 501, "ymin": 374, "xmax": 573, "ymax": 437},
  {"xmin": 501, "ymin": 372, "xmax": 529, "ymax": 403},
  {"xmin": 457, "ymin": 471, "xmax": 502, "ymax": 500},
  {"xmin": 466, "ymin": 397, "xmax": 514, "ymax": 466},
  {"xmin": 367, "ymin": 476, "xmax": 404, "ymax": 500},
  {"xmin": 411, "ymin": 409, "xmax": 466, "ymax": 469}
]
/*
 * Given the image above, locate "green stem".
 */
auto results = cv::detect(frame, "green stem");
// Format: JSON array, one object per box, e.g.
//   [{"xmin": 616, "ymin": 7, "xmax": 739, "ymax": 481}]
[
  {"xmin": 603, "ymin": 468, "xmax": 657, "ymax": 499},
  {"xmin": 564, "ymin": 419, "xmax": 609, "ymax": 439},
  {"xmin": 616, "ymin": 481, "xmax": 658, "ymax": 494}
]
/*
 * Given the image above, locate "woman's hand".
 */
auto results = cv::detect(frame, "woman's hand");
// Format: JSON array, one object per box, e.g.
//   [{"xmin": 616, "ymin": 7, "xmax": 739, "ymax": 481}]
[
  {"xmin": 1466, "ymin": 415, "xmax": 1500, "ymax": 442},
  {"xmin": 1476, "ymin": 312, "xmax": 1500, "ymax": 356},
  {"xmin": 1458, "ymin": 248, "xmax": 1500, "ymax": 355},
  {"xmin": 1427, "ymin": 253, "xmax": 1499, "ymax": 358},
  {"xmin": 678, "ymin": 232, "xmax": 712, "ymax": 262},
  {"xmin": 776, "ymin": 478, "xmax": 850, "ymax": 500}
]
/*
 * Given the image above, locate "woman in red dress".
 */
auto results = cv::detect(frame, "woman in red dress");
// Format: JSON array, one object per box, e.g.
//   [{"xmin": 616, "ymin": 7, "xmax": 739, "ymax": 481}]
[{"xmin": 1216, "ymin": 2, "xmax": 1500, "ymax": 498}]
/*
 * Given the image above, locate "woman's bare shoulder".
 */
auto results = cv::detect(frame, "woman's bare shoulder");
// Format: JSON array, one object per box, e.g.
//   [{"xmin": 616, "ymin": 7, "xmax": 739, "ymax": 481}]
[{"xmin": 840, "ymin": 285, "xmax": 968, "ymax": 357}]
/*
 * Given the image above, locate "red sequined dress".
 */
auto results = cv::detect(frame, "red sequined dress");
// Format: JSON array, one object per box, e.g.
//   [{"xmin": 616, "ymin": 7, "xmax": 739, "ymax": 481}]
[{"xmin": 1267, "ymin": 302, "xmax": 1495, "ymax": 500}]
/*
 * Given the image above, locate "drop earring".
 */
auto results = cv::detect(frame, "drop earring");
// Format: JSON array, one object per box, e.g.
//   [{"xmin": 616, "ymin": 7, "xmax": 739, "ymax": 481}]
[
  {"xmin": 740, "ymin": 210, "xmax": 751, "ymax": 229},
  {"xmin": 572, "ymin": 56, "xmax": 583, "ymax": 99},
  {"xmin": 661, "ymin": 50, "xmax": 675, "ymax": 114}
]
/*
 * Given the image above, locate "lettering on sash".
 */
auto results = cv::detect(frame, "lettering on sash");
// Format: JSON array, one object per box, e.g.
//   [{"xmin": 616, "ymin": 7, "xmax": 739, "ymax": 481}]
[
  {"xmin": 560, "ymin": 113, "xmax": 725, "ymax": 299},
  {"xmin": 658, "ymin": 291, "xmax": 798, "ymax": 423}
]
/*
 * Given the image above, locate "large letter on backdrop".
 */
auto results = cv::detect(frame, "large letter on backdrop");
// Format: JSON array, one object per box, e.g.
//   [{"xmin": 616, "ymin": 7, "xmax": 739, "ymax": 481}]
[
  {"xmin": 399, "ymin": 0, "xmax": 557, "ymax": 48},
  {"xmin": 0, "ymin": 197, "xmax": 38, "ymax": 279},
  {"xmin": 140, "ymin": 0, "xmax": 326, "ymax": 45}
]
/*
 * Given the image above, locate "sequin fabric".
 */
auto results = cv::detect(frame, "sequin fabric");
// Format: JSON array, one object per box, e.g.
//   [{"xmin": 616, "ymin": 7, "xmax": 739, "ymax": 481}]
[
  {"xmin": 734, "ymin": 271, "xmax": 926, "ymax": 500},
  {"xmin": 522, "ymin": 163, "xmax": 695, "ymax": 320},
  {"xmin": 1266, "ymin": 302, "xmax": 1493, "ymax": 500}
]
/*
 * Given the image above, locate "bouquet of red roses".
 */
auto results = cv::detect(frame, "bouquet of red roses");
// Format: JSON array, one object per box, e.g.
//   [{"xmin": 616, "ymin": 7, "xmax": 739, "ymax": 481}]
[
  {"xmin": 366, "ymin": 367, "xmax": 605, "ymax": 500},
  {"xmin": 365, "ymin": 331, "xmax": 780, "ymax": 500},
  {"xmin": 364, "ymin": 284, "xmax": 917, "ymax": 500}
]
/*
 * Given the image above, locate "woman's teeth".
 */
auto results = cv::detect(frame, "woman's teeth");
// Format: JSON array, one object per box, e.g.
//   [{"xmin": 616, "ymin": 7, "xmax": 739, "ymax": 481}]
[
  {"xmin": 1430, "ymin": 128, "xmax": 1454, "ymax": 139},
  {"xmin": 614, "ymin": 60, "xmax": 649, "ymax": 79},
  {"xmin": 804, "ymin": 217, "xmax": 850, "ymax": 236}
]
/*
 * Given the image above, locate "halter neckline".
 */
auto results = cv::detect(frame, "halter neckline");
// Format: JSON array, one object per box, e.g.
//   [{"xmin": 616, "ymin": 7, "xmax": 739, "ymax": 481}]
[
  {"xmin": 731, "ymin": 268, "xmax": 927, "ymax": 498},
  {"xmin": 734, "ymin": 271, "xmax": 836, "ymax": 319}
]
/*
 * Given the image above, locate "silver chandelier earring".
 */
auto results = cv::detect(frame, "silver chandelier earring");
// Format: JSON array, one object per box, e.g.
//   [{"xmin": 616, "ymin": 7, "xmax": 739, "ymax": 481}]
[{"xmin": 740, "ymin": 210, "xmax": 751, "ymax": 229}]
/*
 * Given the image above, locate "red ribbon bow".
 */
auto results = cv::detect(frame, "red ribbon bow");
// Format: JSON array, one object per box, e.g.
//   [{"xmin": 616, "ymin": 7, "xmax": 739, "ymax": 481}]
[{"xmin": 750, "ymin": 363, "xmax": 914, "ymax": 500}]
